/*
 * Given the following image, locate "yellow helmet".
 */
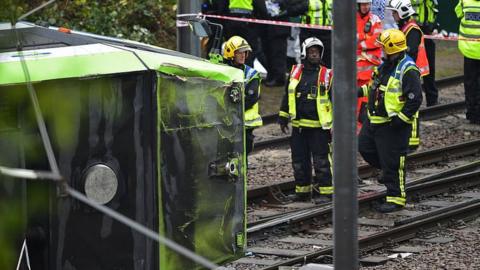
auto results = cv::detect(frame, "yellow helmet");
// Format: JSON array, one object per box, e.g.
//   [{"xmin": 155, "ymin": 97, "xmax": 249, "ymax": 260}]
[
  {"xmin": 376, "ymin": 29, "xmax": 407, "ymax": 55},
  {"xmin": 223, "ymin": 36, "xmax": 251, "ymax": 60}
]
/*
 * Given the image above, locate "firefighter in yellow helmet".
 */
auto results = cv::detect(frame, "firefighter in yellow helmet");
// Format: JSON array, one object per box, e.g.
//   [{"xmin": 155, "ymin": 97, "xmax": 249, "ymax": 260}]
[
  {"xmin": 387, "ymin": 0, "xmax": 430, "ymax": 151},
  {"xmin": 223, "ymin": 36, "xmax": 263, "ymax": 161},
  {"xmin": 358, "ymin": 29, "xmax": 422, "ymax": 213}
]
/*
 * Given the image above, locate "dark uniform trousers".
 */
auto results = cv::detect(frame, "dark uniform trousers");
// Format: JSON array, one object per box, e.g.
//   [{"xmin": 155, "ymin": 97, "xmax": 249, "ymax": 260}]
[
  {"xmin": 261, "ymin": 25, "xmax": 289, "ymax": 83},
  {"xmin": 291, "ymin": 127, "xmax": 332, "ymax": 192},
  {"xmin": 359, "ymin": 119, "xmax": 410, "ymax": 200},
  {"xmin": 246, "ymin": 128, "xmax": 255, "ymax": 155},
  {"xmin": 464, "ymin": 57, "xmax": 480, "ymax": 122},
  {"xmin": 422, "ymin": 37, "xmax": 438, "ymax": 106}
]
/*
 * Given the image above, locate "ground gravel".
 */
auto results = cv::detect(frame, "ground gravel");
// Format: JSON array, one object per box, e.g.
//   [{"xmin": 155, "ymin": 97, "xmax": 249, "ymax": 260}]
[
  {"xmin": 247, "ymin": 83, "xmax": 480, "ymax": 189},
  {"xmin": 362, "ymin": 217, "xmax": 480, "ymax": 270}
]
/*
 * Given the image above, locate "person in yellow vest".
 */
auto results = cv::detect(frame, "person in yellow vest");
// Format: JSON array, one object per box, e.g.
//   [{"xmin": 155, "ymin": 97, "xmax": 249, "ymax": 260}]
[
  {"xmin": 358, "ymin": 29, "xmax": 423, "ymax": 213},
  {"xmin": 387, "ymin": 0, "xmax": 428, "ymax": 151},
  {"xmin": 223, "ymin": 36, "xmax": 263, "ymax": 160},
  {"xmin": 411, "ymin": 0, "xmax": 439, "ymax": 107},
  {"xmin": 278, "ymin": 37, "xmax": 333, "ymax": 204},
  {"xmin": 456, "ymin": 0, "xmax": 480, "ymax": 125}
]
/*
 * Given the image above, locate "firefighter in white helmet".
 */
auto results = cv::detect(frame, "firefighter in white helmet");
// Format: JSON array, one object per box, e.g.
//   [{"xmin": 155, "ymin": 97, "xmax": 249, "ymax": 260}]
[
  {"xmin": 387, "ymin": 0, "xmax": 430, "ymax": 151},
  {"xmin": 278, "ymin": 37, "xmax": 333, "ymax": 204}
]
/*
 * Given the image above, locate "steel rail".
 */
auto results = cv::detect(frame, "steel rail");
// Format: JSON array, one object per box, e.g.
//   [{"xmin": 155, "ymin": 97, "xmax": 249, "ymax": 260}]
[
  {"xmin": 247, "ymin": 159, "xmax": 480, "ymax": 228},
  {"xmin": 248, "ymin": 162, "xmax": 480, "ymax": 234},
  {"xmin": 261, "ymin": 199, "xmax": 480, "ymax": 270},
  {"xmin": 258, "ymin": 170, "xmax": 480, "ymax": 269},
  {"xmin": 248, "ymin": 139, "xmax": 480, "ymax": 202},
  {"xmin": 260, "ymin": 74, "xmax": 464, "ymax": 125}
]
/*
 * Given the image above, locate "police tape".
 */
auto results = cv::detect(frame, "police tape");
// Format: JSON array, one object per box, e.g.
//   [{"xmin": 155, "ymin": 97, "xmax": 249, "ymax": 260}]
[{"xmin": 177, "ymin": 13, "xmax": 480, "ymax": 43}]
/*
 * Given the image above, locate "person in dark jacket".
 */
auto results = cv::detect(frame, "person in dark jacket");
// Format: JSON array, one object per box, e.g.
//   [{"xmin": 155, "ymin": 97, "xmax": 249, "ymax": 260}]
[
  {"xmin": 278, "ymin": 37, "xmax": 334, "ymax": 204},
  {"xmin": 358, "ymin": 29, "xmax": 423, "ymax": 213}
]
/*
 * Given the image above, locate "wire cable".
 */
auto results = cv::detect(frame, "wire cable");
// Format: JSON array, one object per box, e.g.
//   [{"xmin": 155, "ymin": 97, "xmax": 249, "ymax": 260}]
[
  {"xmin": 17, "ymin": 0, "xmax": 56, "ymax": 21},
  {"xmin": 7, "ymin": 7, "xmax": 221, "ymax": 268},
  {"xmin": 66, "ymin": 186, "xmax": 219, "ymax": 269}
]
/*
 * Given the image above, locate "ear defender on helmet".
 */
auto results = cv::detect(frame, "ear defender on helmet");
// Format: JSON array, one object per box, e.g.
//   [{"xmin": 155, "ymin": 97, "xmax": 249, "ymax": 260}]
[{"xmin": 300, "ymin": 37, "xmax": 325, "ymax": 60}]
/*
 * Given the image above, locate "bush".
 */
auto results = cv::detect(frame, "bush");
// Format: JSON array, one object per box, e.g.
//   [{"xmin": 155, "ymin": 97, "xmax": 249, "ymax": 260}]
[{"xmin": 0, "ymin": 0, "xmax": 177, "ymax": 49}]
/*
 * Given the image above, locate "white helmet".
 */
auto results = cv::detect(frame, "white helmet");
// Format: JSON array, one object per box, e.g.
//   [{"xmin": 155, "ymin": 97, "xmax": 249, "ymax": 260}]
[
  {"xmin": 357, "ymin": 0, "xmax": 372, "ymax": 3},
  {"xmin": 301, "ymin": 37, "xmax": 324, "ymax": 60},
  {"xmin": 386, "ymin": 0, "xmax": 416, "ymax": 19}
]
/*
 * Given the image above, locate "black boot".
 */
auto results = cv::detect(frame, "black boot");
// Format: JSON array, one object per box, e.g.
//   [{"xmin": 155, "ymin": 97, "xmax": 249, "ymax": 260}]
[
  {"xmin": 313, "ymin": 194, "xmax": 332, "ymax": 204},
  {"xmin": 287, "ymin": 192, "xmax": 310, "ymax": 202},
  {"xmin": 377, "ymin": 202, "xmax": 404, "ymax": 213}
]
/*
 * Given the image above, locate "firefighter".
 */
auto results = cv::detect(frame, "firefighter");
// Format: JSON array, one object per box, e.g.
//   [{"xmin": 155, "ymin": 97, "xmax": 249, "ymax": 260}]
[
  {"xmin": 411, "ymin": 0, "xmax": 439, "ymax": 107},
  {"xmin": 223, "ymin": 36, "xmax": 263, "ymax": 159},
  {"xmin": 455, "ymin": 0, "xmax": 480, "ymax": 125},
  {"xmin": 298, "ymin": 0, "xmax": 333, "ymax": 68},
  {"xmin": 356, "ymin": 0, "xmax": 383, "ymax": 132},
  {"xmin": 358, "ymin": 29, "xmax": 423, "ymax": 213},
  {"xmin": 278, "ymin": 37, "xmax": 333, "ymax": 203},
  {"xmin": 387, "ymin": 0, "xmax": 429, "ymax": 151}
]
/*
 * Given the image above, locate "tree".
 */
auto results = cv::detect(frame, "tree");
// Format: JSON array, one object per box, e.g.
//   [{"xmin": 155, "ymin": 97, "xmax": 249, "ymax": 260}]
[{"xmin": 0, "ymin": 0, "xmax": 177, "ymax": 49}]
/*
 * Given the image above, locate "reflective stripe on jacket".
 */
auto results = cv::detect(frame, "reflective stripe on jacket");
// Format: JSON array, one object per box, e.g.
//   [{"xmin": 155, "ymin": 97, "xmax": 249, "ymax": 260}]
[
  {"xmin": 363, "ymin": 55, "xmax": 420, "ymax": 124},
  {"xmin": 287, "ymin": 64, "xmax": 333, "ymax": 129},
  {"xmin": 244, "ymin": 65, "xmax": 263, "ymax": 127},
  {"xmin": 357, "ymin": 12, "xmax": 383, "ymax": 83},
  {"xmin": 229, "ymin": 0, "xmax": 253, "ymax": 11},
  {"xmin": 401, "ymin": 20, "xmax": 430, "ymax": 77},
  {"xmin": 411, "ymin": 0, "xmax": 437, "ymax": 24},
  {"xmin": 455, "ymin": 0, "xmax": 480, "ymax": 60},
  {"xmin": 301, "ymin": 0, "xmax": 332, "ymax": 26}
]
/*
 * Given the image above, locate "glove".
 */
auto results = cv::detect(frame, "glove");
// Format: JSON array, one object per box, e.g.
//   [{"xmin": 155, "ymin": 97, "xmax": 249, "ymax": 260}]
[
  {"xmin": 278, "ymin": 116, "xmax": 290, "ymax": 134},
  {"xmin": 390, "ymin": 116, "xmax": 409, "ymax": 129}
]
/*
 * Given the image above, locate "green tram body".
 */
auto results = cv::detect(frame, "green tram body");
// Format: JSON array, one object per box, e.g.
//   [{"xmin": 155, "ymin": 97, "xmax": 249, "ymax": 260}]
[{"xmin": 0, "ymin": 22, "xmax": 246, "ymax": 270}]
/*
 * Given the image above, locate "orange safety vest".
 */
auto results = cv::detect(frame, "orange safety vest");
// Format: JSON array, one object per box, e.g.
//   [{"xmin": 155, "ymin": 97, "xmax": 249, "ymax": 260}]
[
  {"xmin": 401, "ymin": 20, "xmax": 430, "ymax": 77},
  {"xmin": 356, "ymin": 12, "xmax": 383, "ymax": 85}
]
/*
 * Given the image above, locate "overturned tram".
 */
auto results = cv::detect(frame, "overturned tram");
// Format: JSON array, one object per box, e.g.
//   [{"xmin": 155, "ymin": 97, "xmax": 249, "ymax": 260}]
[{"xmin": 0, "ymin": 22, "xmax": 246, "ymax": 270}]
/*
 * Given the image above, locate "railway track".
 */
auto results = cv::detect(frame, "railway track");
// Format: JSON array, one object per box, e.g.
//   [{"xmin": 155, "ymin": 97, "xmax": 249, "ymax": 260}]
[
  {"xmin": 247, "ymin": 139, "xmax": 480, "ymax": 203},
  {"xmin": 230, "ymin": 160, "xmax": 480, "ymax": 269},
  {"xmin": 254, "ymin": 74, "xmax": 465, "ymax": 152}
]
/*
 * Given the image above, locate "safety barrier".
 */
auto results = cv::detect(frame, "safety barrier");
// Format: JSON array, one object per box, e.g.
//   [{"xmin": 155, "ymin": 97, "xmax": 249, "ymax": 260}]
[{"xmin": 177, "ymin": 13, "xmax": 480, "ymax": 43}]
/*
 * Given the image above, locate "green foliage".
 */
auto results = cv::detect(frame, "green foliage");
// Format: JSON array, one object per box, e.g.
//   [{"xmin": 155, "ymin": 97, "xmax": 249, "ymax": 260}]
[{"xmin": 0, "ymin": 0, "xmax": 177, "ymax": 49}]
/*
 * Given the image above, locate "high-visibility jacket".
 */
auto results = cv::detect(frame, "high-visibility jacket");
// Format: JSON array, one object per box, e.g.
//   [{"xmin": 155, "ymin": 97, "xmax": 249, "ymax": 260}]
[
  {"xmin": 455, "ymin": 0, "xmax": 480, "ymax": 60},
  {"xmin": 411, "ymin": 0, "xmax": 438, "ymax": 25},
  {"xmin": 401, "ymin": 20, "xmax": 430, "ymax": 77},
  {"xmin": 356, "ymin": 11, "xmax": 383, "ymax": 84},
  {"xmin": 229, "ymin": 0, "xmax": 253, "ymax": 12},
  {"xmin": 361, "ymin": 55, "xmax": 420, "ymax": 125},
  {"xmin": 280, "ymin": 64, "xmax": 333, "ymax": 129},
  {"xmin": 301, "ymin": 0, "xmax": 332, "ymax": 26},
  {"xmin": 244, "ymin": 65, "xmax": 263, "ymax": 127}
]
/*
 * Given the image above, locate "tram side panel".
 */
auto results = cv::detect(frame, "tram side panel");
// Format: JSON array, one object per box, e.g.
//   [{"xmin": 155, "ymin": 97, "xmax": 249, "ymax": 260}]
[
  {"xmin": 1, "ymin": 71, "xmax": 159, "ymax": 270},
  {"xmin": 157, "ymin": 72, "xmax": 246, "ymax": 269}
]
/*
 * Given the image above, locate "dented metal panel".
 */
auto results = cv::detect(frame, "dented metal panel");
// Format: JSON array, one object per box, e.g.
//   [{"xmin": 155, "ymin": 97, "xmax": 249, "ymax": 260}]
[{"xmin": 157, "ymin": 73, "xmax": 246, "ymax": 269}]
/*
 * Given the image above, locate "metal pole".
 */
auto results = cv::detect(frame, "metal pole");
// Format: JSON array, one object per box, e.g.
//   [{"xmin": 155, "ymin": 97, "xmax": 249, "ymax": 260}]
[
  {"xmin": 332, "ymin": 0, "xmax": 358, "ymax": 269},
  {"xmin": 177, "ymin": 0, "xmax": 201, "ymax": 56}
]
